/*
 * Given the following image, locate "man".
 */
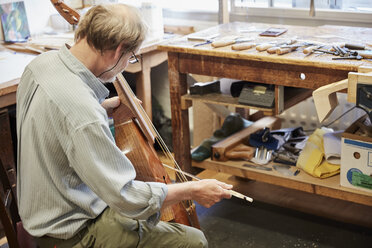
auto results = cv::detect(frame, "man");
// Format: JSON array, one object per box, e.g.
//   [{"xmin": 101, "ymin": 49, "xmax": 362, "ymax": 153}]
[{"xmin": 16, "ymin": 3, "xmax": 232, "ymax": 248}]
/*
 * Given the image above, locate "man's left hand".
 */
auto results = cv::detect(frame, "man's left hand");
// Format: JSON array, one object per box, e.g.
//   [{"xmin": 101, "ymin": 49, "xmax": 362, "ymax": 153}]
[{"xmin": 101, "ymin": 96, "xmax": 120, "ymax": 117}]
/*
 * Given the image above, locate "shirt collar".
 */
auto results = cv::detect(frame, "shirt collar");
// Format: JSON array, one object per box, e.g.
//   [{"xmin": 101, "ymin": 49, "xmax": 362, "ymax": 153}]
[{"xmin": 58, "ymin": 44, "xmax": 109, "ymax": 102}]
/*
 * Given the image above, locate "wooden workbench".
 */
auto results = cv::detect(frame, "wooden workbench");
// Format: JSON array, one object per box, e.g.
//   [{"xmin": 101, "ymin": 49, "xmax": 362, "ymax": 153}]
[
  {"xmin": 158, "ymin": 22, "xmax": 372, "ymax": 213},
  {"xmin": 1, "ymin": 36, "xmax": 169, "ymax": 120}
]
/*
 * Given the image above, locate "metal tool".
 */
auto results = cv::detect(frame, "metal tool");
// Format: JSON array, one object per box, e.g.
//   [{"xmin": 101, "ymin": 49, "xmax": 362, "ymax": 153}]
[
  {"xmin": 313, "ymin": 48, "xmax": 339, "ymax": 55},
  {"xmin": 256, "ymin": 39, "xmax": 297, "ymax": 52},
  {"xmin": 332, "ymin": 55, "xmax": 363, "ymax": 60},
  {"xmin": 332, "ymin": 45, "xmax": 347, "ymax": 56},
  {"xmin": 275, "ymin": 42, "xmax": 315, "ymax": 55},
  {"xmin": 243, "ymin": 163, "xmax": 272, "ymax": 171},
  {"xmin": 193, "ymin": 40, "xmax": 213, "ymax": 47}
]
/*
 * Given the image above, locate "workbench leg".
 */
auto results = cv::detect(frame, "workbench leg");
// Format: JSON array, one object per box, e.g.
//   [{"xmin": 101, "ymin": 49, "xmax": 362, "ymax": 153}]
[
  {"xmin": 136, "ymin": 56, "xmax": 152, "ymax": 120},
  {"xmin": 167, "ymin": 52, "xmax": 193, "ymax": 174}
]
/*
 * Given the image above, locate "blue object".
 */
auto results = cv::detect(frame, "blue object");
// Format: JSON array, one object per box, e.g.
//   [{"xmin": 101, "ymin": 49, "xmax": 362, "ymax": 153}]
[{"xmin": 249, "ymin": 128, "xmax": 279, "ymax": 150}]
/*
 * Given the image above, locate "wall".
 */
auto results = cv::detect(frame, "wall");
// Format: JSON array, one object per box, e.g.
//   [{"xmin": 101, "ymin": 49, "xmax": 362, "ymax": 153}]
[{"xmin": 0, "ymin": 0, "xmax": 57, "ymax": 39}]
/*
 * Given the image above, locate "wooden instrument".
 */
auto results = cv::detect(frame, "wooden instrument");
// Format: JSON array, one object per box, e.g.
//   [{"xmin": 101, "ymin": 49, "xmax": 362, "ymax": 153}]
[{"xmin": 50, "ymin": 0, "xmax": 200, "ymax": 228}]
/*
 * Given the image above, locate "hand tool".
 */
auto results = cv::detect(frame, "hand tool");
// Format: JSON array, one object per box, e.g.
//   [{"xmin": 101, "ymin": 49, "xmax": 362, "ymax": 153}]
[
  {"xmin": 243, "ymin": 163, "xmax": 272, "ymax": 171},
  {"xmin": 193, "ymin": 40, "xmax": 213, "ymax": 47},
  {"xmin": 344, "ymin": 43, "xmax": 371, "ymax": 50},
  {"xmin": 276, "ymin": 42, "xmax": 314, "ymax": 55},
  {"xmin": 231, "ymin": 42, "xmax": 256, "ymax": 51},
  {"xmin": 359, "ymin": 51, "xmax": 372, "ymax": 59},
  {"xmin": 332, "ymin": 45, "xmax": 347, "ymax": 56},
  {"xmin": 313, "ymin": 48, "xmax": 339, "ymax": 56},
  {"xmin": 256, "ymin": 39, "xmax": 297, "ymax": 52},
  {"xmin": 332, "ymin": 55, "xmax": 363, "ymax": 60},
  {"xmin": 303, "ymin": 45, "xmax": 323, "ymax": 55},
  {"xmin": 266, "ymin": 46, "xmax": 279, "ymax": 54},
  {"xmin": 211, "ymin": 38, "xmax": 254, "ymax": 48}
]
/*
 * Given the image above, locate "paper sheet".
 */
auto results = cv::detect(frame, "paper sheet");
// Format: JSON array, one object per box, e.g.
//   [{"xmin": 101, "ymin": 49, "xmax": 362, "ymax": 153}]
[{"xmin": 0, "ymin": 51, "xmax": 36, "ymax": 84}]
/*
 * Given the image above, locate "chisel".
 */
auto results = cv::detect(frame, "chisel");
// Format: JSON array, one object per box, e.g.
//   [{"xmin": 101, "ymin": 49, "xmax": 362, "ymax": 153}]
[
  {"xmin": 276, "ymin": 42, "xmax": 315, "ymax": 55},
  {"xmin": 231, "ymin": 42, "xmax": 256, "ymax": 51},
  {"xmin": 211, "ymin": 38, "xmax": 253, "ymax": 48},
  {"xmin": 276, "ymin": 46, "xmax": 298, "ymax": 55},
  {"xmin": 303, "ymin": 45, "xmax": 320, "ymax": 55},
  {"xmin": 359, "ymin": 51, "xmax": 372, "ymax": 59},
  {"xmin": 256, "ymin": 39, "xmax": 297, "ymax": 52}
]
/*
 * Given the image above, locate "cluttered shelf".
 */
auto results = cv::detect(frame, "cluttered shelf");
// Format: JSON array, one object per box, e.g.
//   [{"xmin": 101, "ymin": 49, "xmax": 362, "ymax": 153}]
[{"xmin": 192, "ymin": 158, "xmax": 372, "ymax": 207}]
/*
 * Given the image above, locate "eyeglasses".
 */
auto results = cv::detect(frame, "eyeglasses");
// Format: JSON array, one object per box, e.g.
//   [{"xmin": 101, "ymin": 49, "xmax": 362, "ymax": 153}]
[{"xmin": 128, "ymin": 52, "xmax": 139, "ymax": 64}]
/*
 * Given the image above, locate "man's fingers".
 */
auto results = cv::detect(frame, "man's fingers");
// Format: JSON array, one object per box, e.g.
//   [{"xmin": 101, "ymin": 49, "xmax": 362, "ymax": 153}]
[
  {"xmin": 217, "ymin": 181, "xmax": 233, "ymax": 190},
  {"xmin": 102, "ymin": 96, "xmax": 120, "ymax": 110}
]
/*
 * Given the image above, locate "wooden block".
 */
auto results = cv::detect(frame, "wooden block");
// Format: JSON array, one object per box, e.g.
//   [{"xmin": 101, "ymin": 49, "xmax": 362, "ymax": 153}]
[
  {"xmin": 312, "ymin": 78, "xmax": 348, "ymax": 123},
  {"xmin": 212, "ymin": 116, "xmax": 281, "ymax": 161}
]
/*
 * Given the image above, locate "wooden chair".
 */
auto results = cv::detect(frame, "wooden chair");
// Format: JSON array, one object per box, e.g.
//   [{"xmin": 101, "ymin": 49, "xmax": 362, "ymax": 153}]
[{"xmin": 0, "ymin": 158, "xmax": 37, "ymax": 248}]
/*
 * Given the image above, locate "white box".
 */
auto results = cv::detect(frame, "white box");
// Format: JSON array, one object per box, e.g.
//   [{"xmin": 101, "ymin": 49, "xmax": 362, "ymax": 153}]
[{"xmin": 341, "ymin": 115, "xmax": 372, "ymax": 193}]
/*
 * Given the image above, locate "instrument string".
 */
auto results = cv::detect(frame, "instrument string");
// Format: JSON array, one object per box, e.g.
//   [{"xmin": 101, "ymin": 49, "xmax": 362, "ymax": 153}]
[{"xmin": 116, "ymin": 74, "xmax": 194, "ymax": 206}]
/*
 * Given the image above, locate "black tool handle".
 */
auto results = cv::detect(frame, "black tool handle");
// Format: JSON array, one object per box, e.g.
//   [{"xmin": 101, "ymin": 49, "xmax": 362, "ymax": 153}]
[{"xmin": 345, "ymin": 43, "xmax": 365, "ymax": 50}]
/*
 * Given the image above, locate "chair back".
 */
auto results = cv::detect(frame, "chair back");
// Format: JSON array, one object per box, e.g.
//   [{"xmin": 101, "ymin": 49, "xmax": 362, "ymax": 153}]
[{"xmin": 0, "ymin": 159, "xmax": 37, "ymax": 248}]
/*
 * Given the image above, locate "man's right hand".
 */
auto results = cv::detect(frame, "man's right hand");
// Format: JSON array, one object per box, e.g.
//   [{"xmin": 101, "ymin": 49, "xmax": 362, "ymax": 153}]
[
  {"xmin": 189, "ymin": 179, "xmax": 233, "ymax": 208},
  {"xmin": 164, "ymin": 180, "xmax": 233, "ymax": 209}
]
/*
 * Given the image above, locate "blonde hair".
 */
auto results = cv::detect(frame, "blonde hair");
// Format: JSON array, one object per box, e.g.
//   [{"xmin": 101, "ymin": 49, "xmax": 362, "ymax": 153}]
[{"xmin": 75, "ymin": 4, "xmax": 147, "ymax": 54}]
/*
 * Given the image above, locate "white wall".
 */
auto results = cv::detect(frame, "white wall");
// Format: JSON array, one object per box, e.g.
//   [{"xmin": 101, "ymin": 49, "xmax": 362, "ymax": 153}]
[{"xmin": 0, "ymin": 0, "xmax": 57, "ymax": 39}]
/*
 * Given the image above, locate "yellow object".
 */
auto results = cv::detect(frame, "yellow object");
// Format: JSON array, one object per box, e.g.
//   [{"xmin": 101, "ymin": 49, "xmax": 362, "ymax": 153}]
[{"xmin": 297, "ymin": 129, "xmax": 340, "ymax": 178}]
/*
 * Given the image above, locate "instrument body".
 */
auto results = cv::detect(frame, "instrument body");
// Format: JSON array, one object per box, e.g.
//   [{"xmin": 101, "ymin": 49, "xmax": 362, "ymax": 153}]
[{"xmin": 113, "ymin": 75, "xmax": 199, "ymax": 227}]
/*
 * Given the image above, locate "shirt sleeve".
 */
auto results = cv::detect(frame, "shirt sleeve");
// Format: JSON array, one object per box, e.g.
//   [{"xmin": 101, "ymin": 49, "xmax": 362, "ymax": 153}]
[{"xmin": 66, "ymin": 120, "xmax": 168, "ymax": 225}]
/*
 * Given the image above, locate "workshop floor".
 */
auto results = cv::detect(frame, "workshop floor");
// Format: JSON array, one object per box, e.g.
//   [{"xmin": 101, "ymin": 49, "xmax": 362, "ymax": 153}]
[
  {"xmin": 196, "ymin": 198, "xmax": 372, "ymax": 248},
  {"xmin": 196, "ymin": 187, "xmax": 372, "ymax": 248}
]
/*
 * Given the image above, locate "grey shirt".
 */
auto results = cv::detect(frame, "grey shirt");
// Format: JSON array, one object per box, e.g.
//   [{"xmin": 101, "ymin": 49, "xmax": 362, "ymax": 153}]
[{"xmin": 16, "ymin": 45, "xmax": 167, "ymax": 239}]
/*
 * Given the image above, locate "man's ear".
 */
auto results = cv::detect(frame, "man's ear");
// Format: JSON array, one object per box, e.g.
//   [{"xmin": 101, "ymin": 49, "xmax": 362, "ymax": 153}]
[{"xmin": 114, "ymin": 43, "xmax": 125, "ymax": 60}]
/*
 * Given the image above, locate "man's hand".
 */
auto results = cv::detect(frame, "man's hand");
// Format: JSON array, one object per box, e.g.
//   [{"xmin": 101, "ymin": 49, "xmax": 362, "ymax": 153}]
[
  {"xmin": 101, "ymin": 96, "xmax": 120, "ymax": 117},
  {"xmin": 164, "ymin": 179, "xmax": 232, "ymax": 209},
  {"xmin": 189, "ymin": 179, "xmax": 233, "ymax": 208}
]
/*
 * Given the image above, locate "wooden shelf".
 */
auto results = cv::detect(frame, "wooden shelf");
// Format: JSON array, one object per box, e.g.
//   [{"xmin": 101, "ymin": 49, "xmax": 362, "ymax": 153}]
[
  {"xmin": 181, "ymin": 87, "xmax": 313, "ymax": 115},
  {"xmin": 192, "ymin": 158, "xmax": 372, "ymax": 207},
  {"xmin": 182, "ymin": 92, "xmax": 274, "ymax": 114}
]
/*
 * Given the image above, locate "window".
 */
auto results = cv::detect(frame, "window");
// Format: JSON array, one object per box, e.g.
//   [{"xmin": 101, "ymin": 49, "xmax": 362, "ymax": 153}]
[
  {"xmin": 232, "ymin": 0, "xmax": 372, "ymax": 12},
  {"xmin": 230, "ymin": 0, "xmax": 372, "ymax": 25}
]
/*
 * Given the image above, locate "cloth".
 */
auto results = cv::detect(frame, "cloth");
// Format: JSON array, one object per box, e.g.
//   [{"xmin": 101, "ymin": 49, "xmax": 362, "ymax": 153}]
[
  {"xmin": 323, "ymin": 130, "xmax": 343, "ymax": 165},
  {"xmin": 35, "ymin": 207, "xmax": 207, "ymax": 248},
  {"xmin": 16, "ymin": 45, "xmax": 167, "ymax": 239},
  {"xmin": 296, "ymin": 128, "xmax": 340, "ymax": 178}
]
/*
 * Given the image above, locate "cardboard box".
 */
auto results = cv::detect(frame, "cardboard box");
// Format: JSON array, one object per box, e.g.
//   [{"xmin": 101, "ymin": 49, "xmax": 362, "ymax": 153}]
[{"xmin": 341, "ymin": 115, "xmax": 372, "ymax": 193}]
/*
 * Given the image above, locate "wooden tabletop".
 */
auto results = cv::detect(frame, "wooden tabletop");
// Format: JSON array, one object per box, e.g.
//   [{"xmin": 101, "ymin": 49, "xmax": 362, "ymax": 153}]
[{"xmin": 159, "ymin": 22, "xmax": 372, "ymax": 71}]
